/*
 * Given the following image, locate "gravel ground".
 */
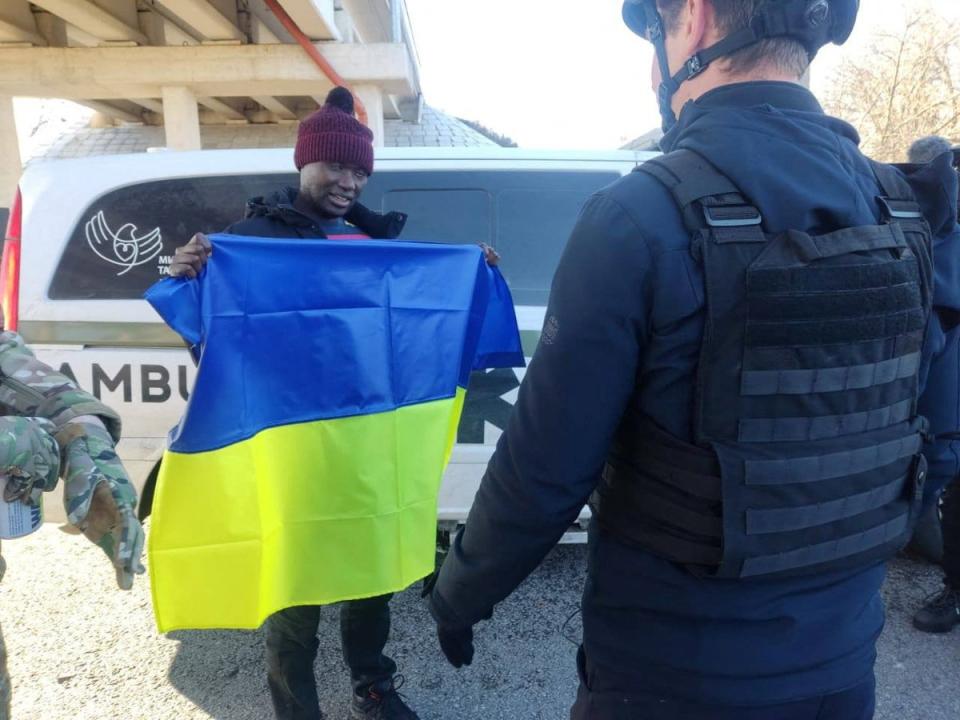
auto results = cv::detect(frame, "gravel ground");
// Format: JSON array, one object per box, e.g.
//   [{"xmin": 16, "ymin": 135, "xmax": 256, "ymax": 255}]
[{"xmin": 0, "ymin": 523, "xmax": 958, "ymax": 720}]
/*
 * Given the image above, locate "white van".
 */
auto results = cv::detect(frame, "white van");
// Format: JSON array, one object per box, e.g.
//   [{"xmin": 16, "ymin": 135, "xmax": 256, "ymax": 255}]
[{"xmin": 4, "ymin": 147, "xmax": 652, "ymax": 534}]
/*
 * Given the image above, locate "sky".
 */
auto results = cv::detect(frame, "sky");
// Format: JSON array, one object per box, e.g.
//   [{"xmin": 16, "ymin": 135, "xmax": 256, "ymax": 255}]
[
  {"xmin": 404, "ymin": 0, "xmax": 960, "ymax": 148},
  {"xmin": 13, "ymin": 0, "xmax": 960, "ymax": 155}
]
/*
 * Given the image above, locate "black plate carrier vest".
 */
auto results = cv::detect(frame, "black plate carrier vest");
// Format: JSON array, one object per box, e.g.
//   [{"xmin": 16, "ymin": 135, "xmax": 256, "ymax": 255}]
[{"xmin": 592, "ymin": 150, "xmax": 935, "ymax": 579}]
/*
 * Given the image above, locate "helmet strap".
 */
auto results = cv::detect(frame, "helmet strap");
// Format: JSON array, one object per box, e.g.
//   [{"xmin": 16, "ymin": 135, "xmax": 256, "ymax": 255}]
[{"xmin": 649, "ymin": 0, "xmax": 813, "ymax": 132}]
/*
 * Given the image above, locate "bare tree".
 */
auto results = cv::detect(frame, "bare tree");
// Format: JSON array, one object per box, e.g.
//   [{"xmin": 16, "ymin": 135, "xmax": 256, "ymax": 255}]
[{"xmin": 823, "ymin": 1, "xmax": 960, "ymax": 162}]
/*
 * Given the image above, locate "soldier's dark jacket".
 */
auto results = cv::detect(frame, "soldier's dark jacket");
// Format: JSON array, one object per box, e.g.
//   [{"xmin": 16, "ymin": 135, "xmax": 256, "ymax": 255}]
[{"xmin": 432, "ymin": 82, "xmax": 960, "ymax": 705}]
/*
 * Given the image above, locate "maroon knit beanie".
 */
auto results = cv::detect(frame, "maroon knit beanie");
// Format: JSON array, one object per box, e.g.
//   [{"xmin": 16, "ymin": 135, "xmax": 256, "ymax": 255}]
[{"xmin": 294, "ymin": 87, "xmax": 374, "ymax": 175}]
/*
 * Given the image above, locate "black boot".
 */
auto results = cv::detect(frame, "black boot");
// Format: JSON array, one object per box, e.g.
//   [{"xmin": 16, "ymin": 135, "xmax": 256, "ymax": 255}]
[
  {"xmin": 913, "ymin": 584, "xmax": 960, "ymax": 633},
  {"xmin": 349, "ymin": 675, "xmax": 419, "ymax": 720}
]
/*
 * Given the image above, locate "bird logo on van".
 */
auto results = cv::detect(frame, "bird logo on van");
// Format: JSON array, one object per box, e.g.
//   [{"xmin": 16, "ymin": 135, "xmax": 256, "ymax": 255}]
[{"xmin": 85, "ymin": 211, "xmax": 163, "ymax": 276}]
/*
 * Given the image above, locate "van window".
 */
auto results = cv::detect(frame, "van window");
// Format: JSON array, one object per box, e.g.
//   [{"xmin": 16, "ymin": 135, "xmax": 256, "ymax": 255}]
[
  {"xmin": 49, "ymin": 168, "xmax": 619, "ymax": 304},
  {"xmin": 48, "ymin": 173, "xmax": 296, "ymax": 300},
  {"xmin": 498, "ymin": 188, "xmax": 592, "ymax": 306},
  {"xmin": 382, "ymin": 189, "xmax": 492, "ymax": 246},
  {"xmin": 364, "ymin": 170, "xmax": 620, "ymax": 306}
]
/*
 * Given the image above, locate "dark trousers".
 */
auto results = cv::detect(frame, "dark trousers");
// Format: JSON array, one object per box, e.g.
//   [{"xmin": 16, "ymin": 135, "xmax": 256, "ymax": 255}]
[
  {"xmin": 942, "ymin": 481, "xmax": 960, "ymax": 588},
  {"xmin": 265, "ymin": 594, "xmax": 396, "ymax": 720},
  {"xmin": 570, "ymin": 648, "xmax": 876, "ymax": 720}
]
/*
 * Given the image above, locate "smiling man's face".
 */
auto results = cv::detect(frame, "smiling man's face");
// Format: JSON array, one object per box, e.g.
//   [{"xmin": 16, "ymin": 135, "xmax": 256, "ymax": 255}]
[{"xmin": 299, "ymin": 160, "xmax": 370, "ymax": 219}]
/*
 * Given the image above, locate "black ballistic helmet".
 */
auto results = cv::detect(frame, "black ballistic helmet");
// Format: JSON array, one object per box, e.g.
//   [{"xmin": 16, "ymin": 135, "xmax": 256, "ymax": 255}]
[{"xmin": 622, "ymin": 0, "xmax": 859, "ymax": 130}]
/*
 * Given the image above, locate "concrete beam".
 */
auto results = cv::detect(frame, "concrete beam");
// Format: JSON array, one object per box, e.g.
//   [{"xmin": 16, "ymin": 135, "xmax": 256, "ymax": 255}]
[
  {"xmin": 155, "ymin": 0, "xmax": 243, "ymax": 42},
  {"xmin": 390, "ymin": 0, "xmax": 402, "ymax": 43},
  {"xmin": 247, "ymin": 1, "xmax": 294, "ymax": 43},
  {"xmin": 138, "ymin": 8, "xmax": 201, "ymax": 46},
  {"xmin": 208, "ymin": 0, "xmax": 242, "ymax": 28},
  {"xmin": 197, "ymin": 96, "xmax": 247, "ymax": 121},
  {"xmin": 0, "ymin": 44, "xmax": 415, "ymax": 98},
  {"xmin": 34, "ymin": 11, "xmax": 68, "ymax": 47},
  {"xmin": 353, "ymin": 84, "xmax": 383, "ymax": 147},
  {"xmin": 333, "ymin": 4, "xmax": 356, "ymax": 43},
  {"xmin": 292, "ymin": 99, "xmax": 319, "ymax": 120},
  {"xmin": 97, "ymin": 0, "xmax": 141, "ymax": 30},
  {"xmin": 79, "ymin": 99, "xmax": 144, "ymax": 124},
  {"xmin": 0, "ymin": 1, "xmax": 37, "ymax": 32},
  {"xmin": 341, "ymin": 1, "xmax": 420, "ymax": 97},
  {"xmin": 0, "ymin": 16, "xmax": 44, "ymax": 46},
  {"xmin": 162, "ymin": 18, "xmax": 201, "ymax": 45},
  {"xmin": 252, "ymin": 95, "xmax": 297, "ymax": 121},
  {"xmin": 65, "ymin": 23, "xmax": 104, "ymax": 48},
  {"xmin": 162, "ymin": 85, "xmax": 201, "ymax": 150},
  {"xmin": 249, "ymin": 15, "xmax": 282, "ymax": 44},
  {"xmin": 247, "ymin": 108, "xmax": 277, "ymax": 124},
  {"xmin": 383, "ymin": 93, "xmax": 400, "ymax": 120},
  {"xmin": 275, "ymin": 0, "xmax": 340, "ymax": 41},
  {"xmin": 29, "ymin": 0, "xmax": 148, "ymax": 45},
  {"xmin": 0, "ymin": 96, "xmax": 21, "ymax": 207},
  {"xmin": 129, "ymin": 98, "xmax": 164, "ymax": 113},
  {"xmin": 340, "ymin": 0, "xmax": 390, "ymax": 43}
]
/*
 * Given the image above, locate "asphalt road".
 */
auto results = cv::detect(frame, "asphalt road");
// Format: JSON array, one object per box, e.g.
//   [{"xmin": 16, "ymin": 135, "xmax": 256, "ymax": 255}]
[{"xmin": 0, "ymin": 524, "xmax": 958, "ymax": 719}]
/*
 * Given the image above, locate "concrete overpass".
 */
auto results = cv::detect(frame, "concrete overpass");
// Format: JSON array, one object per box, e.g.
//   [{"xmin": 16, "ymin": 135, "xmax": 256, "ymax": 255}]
[{"xmin": 0, "ymin": 0, "xmax": 422, "ymax": 205}]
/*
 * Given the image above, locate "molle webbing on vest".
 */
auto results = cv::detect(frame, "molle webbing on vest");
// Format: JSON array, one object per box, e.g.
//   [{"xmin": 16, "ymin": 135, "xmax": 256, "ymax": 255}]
[{"xmin": 593, "ymin": 415, "xmax": 722, "ymax": 569}]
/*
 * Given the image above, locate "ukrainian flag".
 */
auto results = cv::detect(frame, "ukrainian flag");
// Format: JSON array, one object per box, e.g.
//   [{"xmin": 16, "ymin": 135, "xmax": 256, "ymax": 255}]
[{"xmin": 145, "ymin": 235, "xmax": 523, "ymax": 632}]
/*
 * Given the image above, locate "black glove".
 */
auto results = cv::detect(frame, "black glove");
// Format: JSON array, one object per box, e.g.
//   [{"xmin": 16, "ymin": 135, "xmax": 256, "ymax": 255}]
[
  {"xmin": 424, "ymin": 569, "xmax": 480, "ymax": 669},
  {"xmin": 437, "ymin": 623, "xmax": 474, "ymax": 668}
]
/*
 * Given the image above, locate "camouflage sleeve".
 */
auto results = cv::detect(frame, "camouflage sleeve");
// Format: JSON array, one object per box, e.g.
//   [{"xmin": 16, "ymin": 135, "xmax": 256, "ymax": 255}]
[
  {"xmin": 0, "ymin": 332, "xmax": 122, "ymax": 443},
  {"xmin": 0, "ymin": 416, "xmax": 60, "ymax": 506},
  {"xmin": 0, "ymin": 335, "xmax": 143, "ymax": 588}
]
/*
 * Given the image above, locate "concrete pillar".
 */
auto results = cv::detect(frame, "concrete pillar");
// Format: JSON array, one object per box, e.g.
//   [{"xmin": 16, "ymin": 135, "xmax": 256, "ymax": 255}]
[
  {"xmin": 161, "ymin": 86, "xmax": 201, "ymax": 151},
  {"xmin": 0, "ymin": 96, "xmax": 22, "ymax": 210},
  {"xmin": 353, "ymin": 84, "xmax": 384, "ymax": 148}
]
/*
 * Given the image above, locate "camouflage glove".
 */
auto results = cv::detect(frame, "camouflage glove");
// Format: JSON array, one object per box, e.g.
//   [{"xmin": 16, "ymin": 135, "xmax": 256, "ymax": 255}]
[
  {"xmin": 60, "ymin": 417, "xmax": 145, "ymax": 590},
  {"xmin": 0, "ymin": 416, "xmax": 60, "ymax": 506}
]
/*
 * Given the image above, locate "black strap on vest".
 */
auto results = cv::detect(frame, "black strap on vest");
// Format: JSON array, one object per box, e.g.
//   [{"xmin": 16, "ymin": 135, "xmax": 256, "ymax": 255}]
[
  {"xmin": 639, "ymin": 151, "xmax": 765, "ymax": 241},
  {"xmin": 870, "ymin": 160, "xmax": 925, "ymax": 220},
  {"xmin": 642, "ymin": 150, "xmax": 929, "ymax": 236}
]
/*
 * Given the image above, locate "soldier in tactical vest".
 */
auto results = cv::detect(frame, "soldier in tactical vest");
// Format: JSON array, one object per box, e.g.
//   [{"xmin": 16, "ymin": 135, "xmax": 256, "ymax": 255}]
[
  {"xmin": 0, "ymin": 326, "xmax": 145, "ymax": 718},
  {"xmin": 426, "ymin": 1, "xmax": 960, "ymax": 718},
  {"xmin": 906, "ymin": 135, "xmax": 960, "ymax": 633}
]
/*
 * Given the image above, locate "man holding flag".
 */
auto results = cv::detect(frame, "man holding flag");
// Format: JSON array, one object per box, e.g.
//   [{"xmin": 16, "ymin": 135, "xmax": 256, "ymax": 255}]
[{"xmin": 165, "ymin": 87, "xmax": 504, "ymax": 720}]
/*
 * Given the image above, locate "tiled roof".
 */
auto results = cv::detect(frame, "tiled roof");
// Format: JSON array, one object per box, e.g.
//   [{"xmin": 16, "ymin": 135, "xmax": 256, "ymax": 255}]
[
  {"xmin": 386, "ymin": 107, "xmax": 497, "ymax": 147},
  {"xmin": 25, "ymin": 105, "xmax": 496, "ymax": 164}
]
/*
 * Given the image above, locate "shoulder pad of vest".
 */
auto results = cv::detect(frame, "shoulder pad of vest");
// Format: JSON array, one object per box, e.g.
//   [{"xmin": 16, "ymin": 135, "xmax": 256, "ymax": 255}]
[{"xmin": 893, "ymin": 155, "xmax": 959, "ymax": 238}]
